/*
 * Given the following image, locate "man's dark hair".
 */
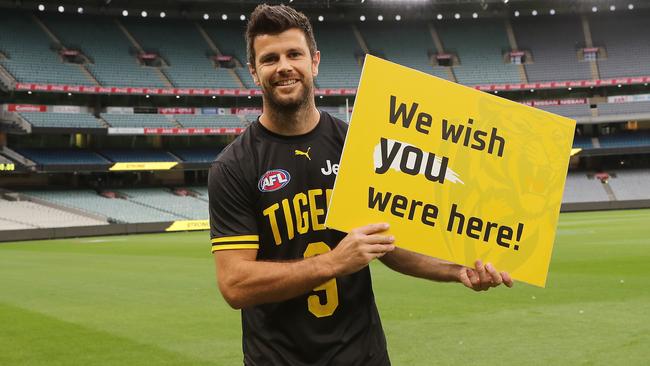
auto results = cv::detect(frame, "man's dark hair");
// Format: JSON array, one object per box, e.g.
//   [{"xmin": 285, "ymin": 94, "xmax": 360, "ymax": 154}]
[{"xmin": 246, "ymin": 4, "xmax": 318, "ymax": 66}]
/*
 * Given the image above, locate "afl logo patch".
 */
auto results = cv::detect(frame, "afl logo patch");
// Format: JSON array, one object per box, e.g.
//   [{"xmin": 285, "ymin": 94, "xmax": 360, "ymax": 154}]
[{"xmin": 258, "ymin": 169, "xmax": 291, "ymax": 192}]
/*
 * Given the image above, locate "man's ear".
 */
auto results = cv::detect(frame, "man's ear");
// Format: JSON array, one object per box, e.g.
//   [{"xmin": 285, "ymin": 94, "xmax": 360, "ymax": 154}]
[
  {"xmin": 311, "ymin": 50, "xmax": 320, "ymax": 78},
  {"xmin": 248, "ymin": 62, "xmax": 261, "ymax": 86}
]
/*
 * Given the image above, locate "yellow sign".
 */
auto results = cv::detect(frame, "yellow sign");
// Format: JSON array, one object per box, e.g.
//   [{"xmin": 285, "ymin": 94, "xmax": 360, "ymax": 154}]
[
  {"xmin": 109, "ymin": 162, "xmax": 178, "ymax": 171},
  {"xmin": 326, "ymin": 55, "xmax": 575, "ymax": 287},
  {"xmin": 165, "ymin": 220, "xmax": 209, "ymax": 232},
  {"xmin": 0, "ymin": 163, "xmax": 15, "ymax": 171}
]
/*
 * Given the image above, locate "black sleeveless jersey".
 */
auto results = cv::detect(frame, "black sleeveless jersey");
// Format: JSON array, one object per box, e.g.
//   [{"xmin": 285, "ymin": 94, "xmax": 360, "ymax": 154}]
[{"xmin": 208, "ymin": 111, "xmax": 389, "ymax": 366}]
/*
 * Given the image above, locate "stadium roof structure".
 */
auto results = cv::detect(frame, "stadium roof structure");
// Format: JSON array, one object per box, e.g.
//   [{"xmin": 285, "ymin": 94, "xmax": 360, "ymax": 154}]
[{"xmin": 3, "ymin": 0, "xmax": 649, "ymax": 22}]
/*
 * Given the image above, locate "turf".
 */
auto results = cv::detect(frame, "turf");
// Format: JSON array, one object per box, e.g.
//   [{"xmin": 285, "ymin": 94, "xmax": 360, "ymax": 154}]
[{"xmin": 1, "ymin": 209, "xmax": 649, "ymax": 365}]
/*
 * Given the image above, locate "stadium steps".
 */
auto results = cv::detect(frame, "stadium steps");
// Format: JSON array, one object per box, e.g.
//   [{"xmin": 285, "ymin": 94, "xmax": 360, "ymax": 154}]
[
  {"xmin": 0, "ymin": 213, "xmax": 39, "ymax": 229},
  {"xmin": 7, "ymin": 191, "xmax": 109, "ymax": 222},
  {"xmin": 602, "ymin": 183, "xmax": 618, "ymax": 201},
  {"xmin": 156, "ymin": 68, "xmax": 175, "ymax": 88},
  {"xmin": 0, "ymin": 63, "xmax": 17, "ymax": 89},
  {"xmin": 351, "ymin": 24, "xmax": 369, "ymax": 54},
  {"xmin": 503, "ymin": 19, "xmax": 528, "ymax": 83},
  {"xmin": 33, "ymin": 13, "xmax": 103, "ymax": 87},
  {"xmin": 0, "ymin": 113, "xmax": 32, "ymax": 133},
  {"xmin": 427, "ymin": 23, "xmax": 457, "ymax": 83},
  {"xmin": 77, "ymin": 63, "xmax": 101, "ymax": 86},
  {"xmin": 117, "ymin": 190, "xmax": 193, "ymax": 220},
  {"xmin": 0, "ymin": 147, "xmax": 36, "ymax": 168},
  {"xmin": 114, "ymin": 18, "xmax": 174, "ymax": 88},
  {"xmin": 194, "ymin": 22, "xmax": 245, "ymax": 88},
  {"xmin": 97, "ymin": 116, "xmax": 111, "ymax": 128},
  {"xmin": 115, "ymin": 18, "xmax": 144, "ymax": 52},
  {"xmin": 580, "ymin": 15, "xmax": 600, "ymax": 80},
  {"xmin": 32, "ymin": 13, "xmax": 62, "ymax": 45}
]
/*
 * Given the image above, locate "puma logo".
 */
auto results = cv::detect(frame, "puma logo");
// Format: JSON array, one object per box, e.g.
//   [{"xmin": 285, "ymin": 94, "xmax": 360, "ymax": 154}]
[{"xmin": 295, "ymin": 147, "xmax": 311, "ymax": 161}]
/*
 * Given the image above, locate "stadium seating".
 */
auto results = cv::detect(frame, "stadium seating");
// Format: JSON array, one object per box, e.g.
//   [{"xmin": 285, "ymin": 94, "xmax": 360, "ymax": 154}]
[
  {"xmin": 598, "ymin": 131, "xmax": 650, "ymax": 148},
  {"xmin": 312, "ymin": 23, "xmax": 363, "ymax": 88},
  {"xmin": 203, "ymin": 23, "xmax": 255, "ymax": 88},
  {"xmin": 359, "ymin": 23, "xmax": 450, "ymax": 81},
  {"xmin": 562, "ymin": 173, "xmax": 610, "ymax": 203},
  {"xmin": 174, "ymin": 114, "xmax": 246, "ymax": 128},
  {"xmin": 607, "ymin": 169, "xmax": 650, "ymax": 200},
  {"xmin": 123, "ymin": 18, "xmax": 240, "ymax": 88},
  {"xmin": 0, "ymin": 198, "xmax": 107, "ymax": 229},
  {"xmin": 590, "ymin": 14, "xmax": 650, "ymax": 78},
  {"xmin": 513, "ymin": 16, "xmax": 592, "ymax": 82},
  {"xmin": 118, "ymin": 188, "xmax": 207, "ymax": 220},
  {"xmin": 437, "ymin": 20, "xmax": 520, "ymax": 84},
  {"xmin": 0, "ymin": 12, "xmax": 92, "ymax": 85},
  {"xmin": 98, "ymin": 149, "xmax": 180, "ymax": 162},
  {"xmin": 101, "ymin": 113, "xmax": 177, "ymax": 128},
  {"xmin": 42, "ymin": 14, "xmax": 168, "ymax": 87},
  {"xmin": 15, "ymin": 148, "xmax": 110, "ymax": 165},
  {"xmin": 597, "ymin": 101, "xmax": 650, "ymax": 116},
  {"xmin": 24, "ymin": 190, "xmax": 184, "ymax": 223},
  {"xmin": 573, "ymin": 135, "xmax": 593, "ymax": 149},
  {"xmin": 19, "ymin": 112, "xmax": 104, "ymax": 128},
  {"xmin": 172, "ymin": 148, "xmax": 222, "ymax": 163},
  {"xmin": 535, "ymin": 104, "xmax": 592, "ymax": 119}
]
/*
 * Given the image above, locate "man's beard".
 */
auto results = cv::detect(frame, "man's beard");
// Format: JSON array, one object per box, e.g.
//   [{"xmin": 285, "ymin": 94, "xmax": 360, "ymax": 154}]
[{"xmin": 263, "ymin": 78, "xmax": 313, "ymax": 115}]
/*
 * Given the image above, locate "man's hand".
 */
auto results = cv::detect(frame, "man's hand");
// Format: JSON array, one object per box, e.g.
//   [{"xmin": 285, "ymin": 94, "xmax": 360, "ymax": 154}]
[
  {"xmin": 459, "ymin": 260, "xmax": 514, "ymax": 291},
  {"xmin": 328, "ymin": 223, "xmax": 395, "ymax": 277}
]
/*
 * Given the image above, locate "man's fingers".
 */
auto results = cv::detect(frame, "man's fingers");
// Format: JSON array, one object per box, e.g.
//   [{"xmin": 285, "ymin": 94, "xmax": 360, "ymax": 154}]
[
  {"xmin": 501, "ymin": 271, "xmax": 514, "ymax": 288},
  {"xmin": 459, "ymin": 269, "xmax": 473, "ymax": 289},
  {"xmin": 474, "ymin": 260, "xmax": 491, "ymax": 286},
  {"xmin": 354, "ymin": 223, "xmax": 390, "ymax": 235},
  {"xmin": 364, "ymin": 234, "xmax": 395, "ymax": 245},
  {"xmin": 466, "ymin": 268, "xmax": 480, "ymax": 286},
  {"xmin": 485, "ymin": 263, "xmax": 503, "ymax": 286},
  {"xmin": 365, "ymin": 243, "xmax": 395, "ymax": 254}
]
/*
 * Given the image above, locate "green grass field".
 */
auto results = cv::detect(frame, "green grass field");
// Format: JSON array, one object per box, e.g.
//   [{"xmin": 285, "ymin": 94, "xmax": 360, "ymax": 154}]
[{"xmin": 1, "ymin": 209, "xmax": 649, "ymax": 365}]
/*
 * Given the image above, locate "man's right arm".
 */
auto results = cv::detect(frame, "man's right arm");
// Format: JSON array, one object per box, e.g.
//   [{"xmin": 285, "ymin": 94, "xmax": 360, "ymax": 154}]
[{"xmin": 214, "ymin": 223, "xmax": 395, "ymax": 309}]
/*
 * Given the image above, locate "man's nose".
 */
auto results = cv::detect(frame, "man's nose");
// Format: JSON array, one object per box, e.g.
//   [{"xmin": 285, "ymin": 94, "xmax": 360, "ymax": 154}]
[{"xmin": 277, "ymin": 55, "xmax": 293, "ymax": 73}]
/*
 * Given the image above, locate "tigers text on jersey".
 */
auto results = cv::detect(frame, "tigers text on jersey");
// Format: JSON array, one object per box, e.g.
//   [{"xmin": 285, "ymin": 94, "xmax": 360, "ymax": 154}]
[{"xmin": 208, "ymin": 112, "xmax": 389, "ymax": 366}]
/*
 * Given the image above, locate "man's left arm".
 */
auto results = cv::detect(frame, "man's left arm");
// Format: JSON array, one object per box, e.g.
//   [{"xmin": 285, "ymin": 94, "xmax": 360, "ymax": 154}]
[{"xmin": 379, "ymin": 247, "xmax": 513, "ymax": 291}]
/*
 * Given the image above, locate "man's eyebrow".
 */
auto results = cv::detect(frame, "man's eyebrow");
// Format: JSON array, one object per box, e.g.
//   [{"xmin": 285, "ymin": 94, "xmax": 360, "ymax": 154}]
[{"xmin": 258, "ymin": 51, "xmax": 278, "ymax": 61}]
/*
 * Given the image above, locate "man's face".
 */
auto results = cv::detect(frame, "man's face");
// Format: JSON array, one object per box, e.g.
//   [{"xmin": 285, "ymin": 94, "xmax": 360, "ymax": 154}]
[{"xmin": 249, "ymin": 28, "xmax": 320, "ymax": 111}]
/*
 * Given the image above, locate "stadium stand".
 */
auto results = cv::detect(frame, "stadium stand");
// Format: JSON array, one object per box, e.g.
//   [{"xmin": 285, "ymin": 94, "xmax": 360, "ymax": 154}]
[
  {"xmin": 513, "ymin": 16, "xmax": 592, "ymax": 82},
  {"xmin": 562, "ymin": 173, "xmax": 610, "ymax": 203},
  {"xmin": 18, "ymin": 112, "xmax": 104, "ymax": 128},
  {"xmin": 117, "ymin": 188, "xmax": 207, "ymax": 220},
  {"xmin": 359, "ymin": 23, "xmax": 450, "ymax": 81},
  {"xmin": 598, "ymin": 131, "xmax": 650, "ymax": 148},
  {"xmin": 437, "ymin": 20, "xmax": 520, "ymax": 84},
  {"xmin": 41, "ymin": 14, "xmax": 168, "ymax": 87},
  {"xmin": 573, "ymin": 135, "xmax": 593, "ymax": 149},
  {"xmin": 101, "ymin": 113, "xmax": 177, "ymax": 128},
  {"xmin": 171, "ymin": 148, "xmax": 222, "ymax": 163},
  {"xmin": 123, "ymin": 18, "xmax": 240, "ymax": 88},
  {"xmin": 98, "ymin": 149, "xmax": 180, "ymax": 162},
  {"xmin": 0, "ymin": 198, "xmax": 108, "ymax": 229},
  {"xmin": 24, "ymin": 190, "xmax": 184, "ymax": 223},
  {"xmin": 607, "ymin": 169, "xmax": 650, "ymax": 200},
  {"xmin": 203, "ymin": 23, "xmax": 255, "ymax": 88},
  {"xmin": 535, "ymin": 104, "xmax": 592, "ymax": 118},
  {"xmin": 590, "ymin": 14, "xmax": 650, "ymax": 78},
  {"xmin": 174, "ymin": 114, "xmax": 246, "ymax": 128},
  {"xmin": 598, "ymin": 101, "xmax": 650, "ymax": 116},
  {"xmin": 312, "ymin": 23, "xmax": 363, "ymax": 88},
  {"xmin": 14, "ymin": 148, "xmax": 111, "ymax": 165},
  {"xmin": 0, "ymin": 12, "xmax": 92, "ymax": 85}
]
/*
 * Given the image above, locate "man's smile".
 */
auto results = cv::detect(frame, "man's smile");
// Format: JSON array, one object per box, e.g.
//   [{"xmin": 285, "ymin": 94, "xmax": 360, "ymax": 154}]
[{"xmin": 274, "ymin": 79, "xmax": 300, "ymax": 87}]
